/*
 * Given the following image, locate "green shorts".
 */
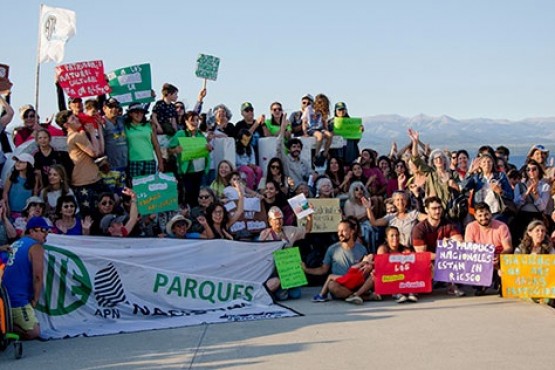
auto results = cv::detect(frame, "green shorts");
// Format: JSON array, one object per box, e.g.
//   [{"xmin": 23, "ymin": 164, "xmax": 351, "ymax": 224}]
[{"xmin": 12, "ymin": 303, "xmax": 39, "ymax": 332}]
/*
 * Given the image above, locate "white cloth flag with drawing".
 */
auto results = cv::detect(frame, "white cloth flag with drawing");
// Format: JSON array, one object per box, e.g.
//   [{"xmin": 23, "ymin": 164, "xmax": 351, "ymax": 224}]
[{"xmin": 38, "ymin": 5, "xmax": 77, "ymax": 63}]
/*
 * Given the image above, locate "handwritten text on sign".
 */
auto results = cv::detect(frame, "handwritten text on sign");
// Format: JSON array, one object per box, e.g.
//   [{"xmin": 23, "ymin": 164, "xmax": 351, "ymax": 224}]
[
  {"xmin": 273, "ymin": 247, "xmax": 308, "ymax": 289},
  {"xmin": 501, "ymin": 254, "xmax": 555, "ymax": 298},
  {"xmin": 132, "ymin": 173, "xmax": 178, "ymax": 215},
  {"xmin": 434, "ymin": 240, "xmax": 495, "ymax": 286},
  {"xmin": 374, "ymin": 253, "xmax": 432, "ymax": 295},
  {"xmin": 307, "ymin": 198, "xmax": 342, "ymax": 233},
  {"xmin": 56, "ymin": 60, "xmax": 111, "ymax": 98}
]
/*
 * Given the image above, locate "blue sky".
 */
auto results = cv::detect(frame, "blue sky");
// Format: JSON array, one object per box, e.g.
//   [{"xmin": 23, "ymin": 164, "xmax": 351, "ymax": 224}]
[{"xmin": 2, "ymin": 0, "xmax": 554, "ymax": 123}]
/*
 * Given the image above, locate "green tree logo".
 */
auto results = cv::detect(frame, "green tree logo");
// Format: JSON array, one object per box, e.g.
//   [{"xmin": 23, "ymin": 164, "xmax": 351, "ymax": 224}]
[{"xmin": 37, "ymin": 245, "xmax": 92, "ymax": 316}]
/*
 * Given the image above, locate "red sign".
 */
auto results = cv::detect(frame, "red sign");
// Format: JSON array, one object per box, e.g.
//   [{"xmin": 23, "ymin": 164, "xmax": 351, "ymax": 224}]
[
  {"xmin": 374, "ymin": 253, "xmax": 432, "ymax": 295},
  {"xmin": 56, "ymin": 60, "xmax": 111, "ymax": 98}
]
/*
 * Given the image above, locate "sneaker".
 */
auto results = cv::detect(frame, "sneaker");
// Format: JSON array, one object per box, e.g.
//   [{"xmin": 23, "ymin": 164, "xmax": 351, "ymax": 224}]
[
  {"xmin": 447, "ymin": 286, "xmax": 465, "ymax": 297},
  {"xmin": 395, "ymin": 294, "xmax": 408, "ymax": 304},
  {"xmin": 474, "ymin": 287, "xmax": 486, "ymax": 296},
  {"xmin": 345, "ymin": 294, "xmax": 363, "ymax": 305},
  {"xmin": 368, "ymin": 292, "xmax": 382, "ymax": 301},
  {"xmin": 312, "ymin": 293, "xmax": 329, "ymax": 302},
  {"xmin": 407, "ymin": 293, "xmax": 419, "ymax": 302}
]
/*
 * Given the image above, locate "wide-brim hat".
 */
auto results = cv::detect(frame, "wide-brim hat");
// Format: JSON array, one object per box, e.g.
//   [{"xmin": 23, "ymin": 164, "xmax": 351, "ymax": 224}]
[{"xmin": 166, "ymin": 214, "xmax": 192, "ymax": 236}]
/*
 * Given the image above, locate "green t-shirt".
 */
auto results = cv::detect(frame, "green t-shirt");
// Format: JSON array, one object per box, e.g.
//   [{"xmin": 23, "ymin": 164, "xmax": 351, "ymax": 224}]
[{"xmin": 125, "ymin": 122, "xmax": 154, "ymax": 162}]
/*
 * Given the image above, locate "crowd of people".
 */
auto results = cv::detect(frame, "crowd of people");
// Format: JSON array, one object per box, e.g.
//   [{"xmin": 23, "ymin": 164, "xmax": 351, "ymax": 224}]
[{"xmin": 1, "ymin": 83, "xmax": 555, "ymax": 341}]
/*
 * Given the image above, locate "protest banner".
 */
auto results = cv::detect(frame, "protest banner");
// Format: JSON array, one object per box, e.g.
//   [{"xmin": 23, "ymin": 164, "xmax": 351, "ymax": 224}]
[
  {"xmin": 307, "ymin": 198, "xmax": 342, "ymax": 233},
  {"xmin": 56, "ymin": 60, "xmax": 110, "ymax": 98},
  {"xmin": 34, "ymin": 235, "xmax": 295, "ymax": 339},
  {"xmin": 288, "ymin": 194, "xmax": 314, "ymax": 219},
  {"xmin": 107, "ymin": 63, "xmax": 154, "ymax": 105},
  {"xmin": 195, "ymin": 54, "xmax": 220, "ymax": 81},
  {"xmin": 434, "ymin": 240, "xmax": 495, "ymax": 286},
  {"xmin": 177, "ymin": 137, "xmax": 209, "ymax": 161},
  {"xmin": 132, "ymin": 173, "xmax": 178, "ymax": 215},
  {"xmin": 501, "ymin": 254, "xmax": 555, "ymax": 299},
  {"xmin": 374, "ymin": 253, "xmax": 432, "ymax": 295},
  {"xmin": 333, "ymin": 117, "xmax": 363, "ymax": 140},
  {"xmin": 273, "ymin": 247, "xmax": 308, "ymax": 289}
]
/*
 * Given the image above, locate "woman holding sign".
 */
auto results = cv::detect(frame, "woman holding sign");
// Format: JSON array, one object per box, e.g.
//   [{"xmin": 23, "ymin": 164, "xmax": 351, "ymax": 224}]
[
  {"xmin": 168, "ymin": 111, "xmax": 212, "ymax": 207},
  {"xmin": 124, "ymin": 103, "xmax": 164, "ymax": 180}
]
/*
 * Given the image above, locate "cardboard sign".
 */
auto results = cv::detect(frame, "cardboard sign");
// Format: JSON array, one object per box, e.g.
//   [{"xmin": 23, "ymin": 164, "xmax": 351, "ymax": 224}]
[
  {"xmin": 501, "ymin": 254, "xmax": 555, "ymax": 298},
  {"xmin": 107, "ymin": 63, "xmax": 154, "ymax": 105},
  {"xmin": 273, "ymin": 247, "xmax": 308, "ymax": 289},
  {"xmin": 333, "ymin": 117, "xmax": 363, "ymax": 140},
  {"xmin": 178, "ymin": 137, "xmax": 209, "ymax": 161},
  {"xmin": 374, "ymin": 253, "xmax": 432, "ymax": 295},
  {"xmin": 434, "ymin": 240, "xmax": 495, "ymax": 287},
  {"xmin": 56, "ymin": 60, "xmax": 111, "ymax": 98},
  {"xmin": 195, "ymin": 54, "xmax": 220, "ymax": 81},
  {"xmin": 132, "ymin": 173, "xmax": 178, "ymax": 215},
  {"xmin": 308, "ymin": 198, "xmax": 342, "ymax": 233}
]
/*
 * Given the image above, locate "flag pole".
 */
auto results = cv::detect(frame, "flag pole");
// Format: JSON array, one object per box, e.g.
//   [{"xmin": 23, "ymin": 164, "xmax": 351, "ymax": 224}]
[{"xmin": 34, "ymin": 4, "xmax": 43, "ymax": 113}]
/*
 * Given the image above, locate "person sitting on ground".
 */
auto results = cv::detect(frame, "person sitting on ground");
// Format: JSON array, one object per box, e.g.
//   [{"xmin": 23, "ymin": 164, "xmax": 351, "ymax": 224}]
[
  {"xmin": 52, "ymin": 195, "xmax": 92, "ymax": 236},
  {"xmin": 412, "ymin": 196, "xmax": 465, "ymax": 296},
  {"xmin": 377, "ymin": 226, "xmax": 416, "ymax": 303},
  {"xmin": 165, "ymin": 214, "xmax": 197, "ymax": 239},
  {"xmin": 259, "ymin": 206, "xmax": 313, "ymax": 301},
  {"xmin": 464, "ymin": 202, "xmax": 512, "ymax": 295},
  {"xmin": 302, "ymin": 219, "xmax": 368, "ymax": 303},
  {"xmin": 13, "ymin": 196, "xmax": 50, "ymax": 237}
]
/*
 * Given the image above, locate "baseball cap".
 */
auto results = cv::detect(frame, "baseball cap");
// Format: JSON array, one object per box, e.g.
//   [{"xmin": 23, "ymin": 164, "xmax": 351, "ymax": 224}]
[
  {"xmin": 335, "ymin": 102, "xmax": 347, "ymax": 111},
  {"xmin": 26, "ymin": 216, "xmax": 51, "ymax": 231},
  {"xmin": 100, "ymin": 214, "xmax": 127, "ymax": 234},
  {"xmin": 241, "ymin": 102, "xmax": 254, "ymax": 111},
  {"xmin": 301, "ymin": 94, "xmax": 314, "ymax": 102},
  {"xmin": 104, "ymin": 97, "xmax": 120, "ymax": 108}
]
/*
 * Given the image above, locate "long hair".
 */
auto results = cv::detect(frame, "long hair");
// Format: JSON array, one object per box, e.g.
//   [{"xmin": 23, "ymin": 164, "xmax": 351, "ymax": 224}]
[
  {"xmin": 215, "ymin": 160, "xmax": 234, "ymax": 186},
  {"xmin": 313, "ymin": 94, "xmax": 330, "ymax": 122},
  {"xmin": 205, "ymin": 202, "xmax": 230, "ymax": 237},
  {"xmin": 10, "ymin": 159, "xmax": 36, "ymax": 190},
  {"xmin": 41, "ymin": 164, "xmax": 70, "ymax": 200},
  {"xmin": 518, "ymin": 220, "xmax": 553, "ymax": 254},
  {"xmin": 265, "ymin": 157, "xmax": 286, "ymax": 191},
  {"xmin": 348, "ymin": 181, "xmax": 369, "ymax": 202},
  {"xmin": 325, "ymin": 156, "xmax": 345, "ymax": 182},
  {"xmin": 235, "ymin": 129, "xmax": 253, "ymax": 157},
  {"xmin": 55, "ymin": 195, "xmax": 78, "ymax": 218}
]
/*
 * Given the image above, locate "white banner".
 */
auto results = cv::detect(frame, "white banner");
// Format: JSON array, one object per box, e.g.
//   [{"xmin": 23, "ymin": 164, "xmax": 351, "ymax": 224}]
[
  {"xmin": 39, "ymin": 5, "xmax": 77, "ymax": 63},
  {"xmin": 36, "ymin": 235, "xmax": 296, "ymax": 339}
]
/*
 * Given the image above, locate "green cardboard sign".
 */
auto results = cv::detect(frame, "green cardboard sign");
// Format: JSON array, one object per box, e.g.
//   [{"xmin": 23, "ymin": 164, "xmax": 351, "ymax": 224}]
[
  {"xmin": 195, "ymin": 54, "xmax": 220, "ymax": 81},
  {"xmin": 132, "ymin": 173, "xmax": 178, "ymax": 215},
  {"xmin": 265, "ymin": 119, "xmax": 281, "ymax": 136},
  {"xmin": 333, "ymin": 117, "xmax": 363, "ymax": 139},
  {"xmin": 178, "ymin": 137, "xmax": 209, "ymax": 161},
  {"xmin": 273, "ymin": 247, "xmax": 308, "ymax": 289},
  {"xmin": 107, "ymin": 63, "xmax": 154, "ymax": 106}
]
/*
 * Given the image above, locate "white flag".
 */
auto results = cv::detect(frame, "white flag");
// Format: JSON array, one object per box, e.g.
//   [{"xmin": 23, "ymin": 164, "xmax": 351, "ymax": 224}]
[{"xmin": 38, "ymin": 5, "xmax": 77, "ymax": 63}]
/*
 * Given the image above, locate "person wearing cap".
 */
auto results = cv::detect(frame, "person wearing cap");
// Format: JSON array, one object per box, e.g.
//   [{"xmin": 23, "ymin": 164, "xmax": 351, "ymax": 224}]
[
  {"xmin": 57, "ymin": 109, "xmax": 103, "ymax": 215},
  {"xmin": 13, "ymin": 196, "xmax": 50, "ymax": 238},
  {"xmin": 3, "ymin": 216, "xmax": 49, "ymax": 339},
  {"xmin": 526, "ymin": 144, "xmax": 554, "ymax": 181},
  {"xmin": 288, "ymin": 94, "xmax": 313, "ymax": 137},
  {"xmin": 3, "ymin": 152, "xmax": 38, "ymax": 219},
  {"xmin": 332, "ymin": 101, "xmax": 360, "ymax": 164},
  {"xmin": 235, "ymin": 102, "xmax": 269, "ymax": 155},
  {"xmin": 124, "ymin": 103, "xmax": 164, "ymax": 179},
  {"xmin": 101, "ymin": 97, "xmax": 128, "ymax": 173},
  {"xmin": 168, "ymin": 110, "xmax": 212, "ymax": 206},
  {"xmin": 100, "ymin": 188, "xmax": 138, "ymax": 237},
  {"xmin": 165, "ymin": 214, "xmax": 196, "ymax": 239},
  {"xmin": 13, "ymin": 104, "xmax": 41, "ymax": 147}
]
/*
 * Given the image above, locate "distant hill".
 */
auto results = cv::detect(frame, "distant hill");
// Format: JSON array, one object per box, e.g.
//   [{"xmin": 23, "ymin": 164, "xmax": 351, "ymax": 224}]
[{"xmin": 359, "ymin": 114, "xmax": 555, "ymax": 157}]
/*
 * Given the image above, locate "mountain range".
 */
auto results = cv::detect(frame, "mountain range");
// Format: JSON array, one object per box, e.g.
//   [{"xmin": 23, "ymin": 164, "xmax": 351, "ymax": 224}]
[{"xmin": 359, "ymin": 114, "xmax": 555, "ymax": 157}]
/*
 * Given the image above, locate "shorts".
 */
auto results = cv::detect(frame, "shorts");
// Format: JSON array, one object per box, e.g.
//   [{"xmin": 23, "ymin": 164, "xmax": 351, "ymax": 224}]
[
  {"xmin": 12, "ymin": 303, "xmax": 39, "ymax": 332},
  {"xmin": 307, "ymin": 128, "xmax": 325, "ymax": 136},
  {"xmin": 335, "ymin": 267, "xmax": 366, "ymax": 291}
]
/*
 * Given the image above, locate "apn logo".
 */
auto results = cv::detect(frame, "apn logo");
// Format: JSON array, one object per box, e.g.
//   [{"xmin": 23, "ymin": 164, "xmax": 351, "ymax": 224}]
[
  {"xmin": 38, "ymin": 245, "xmax": 92, "ymax": 316},
  {"xmin": 94, "ymin": 263, "xmax": 127, "ymax": 319}
]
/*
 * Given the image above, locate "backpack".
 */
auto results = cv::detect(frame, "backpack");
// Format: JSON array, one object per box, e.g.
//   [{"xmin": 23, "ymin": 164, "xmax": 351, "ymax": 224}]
[{"xmin": 447, "ymin": 191, "xmax": 468, "ymax": 222}]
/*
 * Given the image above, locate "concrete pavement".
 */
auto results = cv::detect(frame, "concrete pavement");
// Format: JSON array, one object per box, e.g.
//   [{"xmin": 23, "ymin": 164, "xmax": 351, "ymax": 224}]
[{"xmin": 2, "ymin": 287, "xmax": 554, "ymax": 369}]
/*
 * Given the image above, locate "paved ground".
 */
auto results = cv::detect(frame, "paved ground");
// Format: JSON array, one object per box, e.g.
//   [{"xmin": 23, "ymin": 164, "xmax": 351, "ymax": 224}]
[{"xmin": 2, "ymin": 287, "xmax": 554, "ymax": 370}]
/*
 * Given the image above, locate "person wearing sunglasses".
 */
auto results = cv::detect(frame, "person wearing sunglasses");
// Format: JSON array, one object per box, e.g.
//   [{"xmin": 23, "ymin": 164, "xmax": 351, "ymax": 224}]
[
  {"xmin": 14, "ymin": 104, "xmax": 41, "ymax": 147},
  {"xmin": 235, "ymin": 102, "xmax": 269, "ymax": 154},
  {"xmin": 288, "ymin": 94, "xmax": 313, "ymax": 138},
  {"xmin": 2, "ymin": 216, "xmax": 50, "ymax": 339},
  {"xmin": 52, "ymin": 195, "xmax": 92, "ymax": 235},
  {"xmin": 265, "ymin": 102, "xmax": 288, "ymax": 137}
]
